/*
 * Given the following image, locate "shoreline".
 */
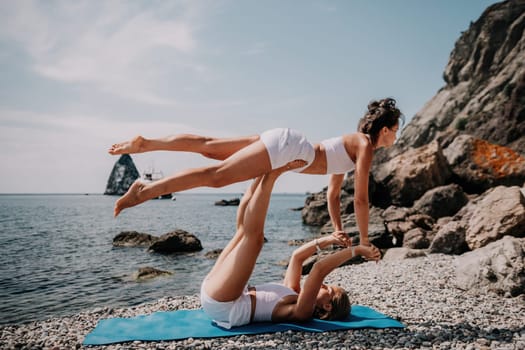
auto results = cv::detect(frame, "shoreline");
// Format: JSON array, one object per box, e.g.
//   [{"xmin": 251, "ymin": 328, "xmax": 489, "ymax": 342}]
[{"xmin": 1, "ymin": 254, "xmax": 524, "ymax": 350}]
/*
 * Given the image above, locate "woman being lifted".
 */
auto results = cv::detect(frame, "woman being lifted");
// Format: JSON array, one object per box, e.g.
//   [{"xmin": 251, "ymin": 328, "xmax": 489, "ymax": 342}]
[
  {"xmin": 109, "ymin": 98, "xmax": 403, "ymax": 246},
  {"xmin": 201, "ymin": 160, "xmax": 381, "ymax": 328}
]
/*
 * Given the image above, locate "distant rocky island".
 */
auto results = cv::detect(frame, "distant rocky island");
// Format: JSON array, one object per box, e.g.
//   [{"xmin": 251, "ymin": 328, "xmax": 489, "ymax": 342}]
[{"xmin": 104, "ymin": 154, "xmax": 140, "ymax": 195}]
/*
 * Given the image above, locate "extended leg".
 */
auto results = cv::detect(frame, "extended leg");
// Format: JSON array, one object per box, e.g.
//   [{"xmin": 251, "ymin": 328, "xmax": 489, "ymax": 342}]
[
  {"xmin": 108, "ymin": 134, "xmax": 259, "ymax": 161},
  {"xmin": 211, "ymin": 176, "xmax": 263, "ymax": 271},
  {"xmin": 204, "ymin": 160, "xmax": 307, "ymax": 302},
  {"xmin": 114, "ymin": 140, "xmax": 272, "ymax": 216}
]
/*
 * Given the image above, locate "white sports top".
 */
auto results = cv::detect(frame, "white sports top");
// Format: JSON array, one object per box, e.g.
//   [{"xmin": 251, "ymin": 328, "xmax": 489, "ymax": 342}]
[
  {"xmin": 320, "ymin": 136, "xmax": 355, "ymax": 174},
  {"xmin": 252, "ymin": 283, "xmax": 297, "ymax": 322}
]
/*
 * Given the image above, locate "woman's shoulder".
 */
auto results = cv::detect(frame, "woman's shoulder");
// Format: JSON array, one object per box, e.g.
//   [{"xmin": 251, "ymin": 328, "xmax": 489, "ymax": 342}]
[{"xmin": 343, "ymin": 132, "xmax": 372, "ymax": 149}]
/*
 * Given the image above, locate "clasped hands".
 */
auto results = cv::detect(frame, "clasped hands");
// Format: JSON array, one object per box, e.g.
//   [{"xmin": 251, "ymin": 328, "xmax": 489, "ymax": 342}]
[{"xmin": 329, "ymin": 230, "xmax": 382, "ymax": 262}]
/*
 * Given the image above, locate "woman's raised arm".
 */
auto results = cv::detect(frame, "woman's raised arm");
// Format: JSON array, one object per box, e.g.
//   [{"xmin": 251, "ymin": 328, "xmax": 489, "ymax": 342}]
[
  {"xmin": 283, "ymin": 233, "xmax": 349, "ymax": 304},
  {"xmin": 291, "ymin": 242, "xmax": 381, "ymax": 321},
  {"xmin": 283, "ymin": 234, "xmax": 336, "ymax": 293},
  {"xmin": 353, "ymin": 140, "xmax": 373, "ymax": 246},
  {"xmin": 327, "ymin": 174, "xmax": 345, "ymax": 233}
]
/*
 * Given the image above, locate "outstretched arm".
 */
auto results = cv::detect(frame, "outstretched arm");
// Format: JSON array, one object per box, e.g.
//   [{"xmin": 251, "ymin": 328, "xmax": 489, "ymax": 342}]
[
  {"xmin": 292, "ymin": 243, "xmax": 381, "ymax": 321},
  {"xmin": 353, "ymin": 143, "xmax": 373, "ymax": 246},
  {"xmin": 327, "ymin": 174, "xmax": 345, "ymax": 233},
  {"xmin": 283, "ymin": 232, "xmax": 349, "ymax": 293}
]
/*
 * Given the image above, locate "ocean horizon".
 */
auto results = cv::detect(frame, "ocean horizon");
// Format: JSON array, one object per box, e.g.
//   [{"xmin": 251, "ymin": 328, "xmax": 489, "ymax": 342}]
[
  {"xmin": 0, "ymin": 191, "xmax": 314, "ymax": 195},
  {"xmin": 0, "ymin": 193, "xmax": 319, "ymax": 325}
]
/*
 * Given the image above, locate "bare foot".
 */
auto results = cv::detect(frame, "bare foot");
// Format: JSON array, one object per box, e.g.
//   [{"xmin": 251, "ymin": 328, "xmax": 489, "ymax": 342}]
[
  {"xmin": 108, "ymin": 136, "xmax": 145, "ymax": 155},
  {"xmin": 114, "ymin": 181, "xmax": 146, "ymax": 217}
]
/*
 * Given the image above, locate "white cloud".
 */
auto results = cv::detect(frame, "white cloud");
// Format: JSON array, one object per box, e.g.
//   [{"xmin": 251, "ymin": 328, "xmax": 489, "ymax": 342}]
[{"xmin": 0, "ymin": 0, "xmax": 207, "ymax": 106}]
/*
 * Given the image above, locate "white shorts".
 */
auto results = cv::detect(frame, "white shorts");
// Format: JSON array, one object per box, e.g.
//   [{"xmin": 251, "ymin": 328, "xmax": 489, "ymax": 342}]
[
  {"xmin": 259, "ymin": 128, "xmax": 315, "ymax": 172},
  {"xmin": 200, "ymin": 280, "xmax": 252, "ymax": 329}
]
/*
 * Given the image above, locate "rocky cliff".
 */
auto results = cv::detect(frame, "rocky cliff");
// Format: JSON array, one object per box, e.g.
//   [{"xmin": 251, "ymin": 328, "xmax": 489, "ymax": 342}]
[
  {"xmin": 396, "ymin": 0, "xmax": 525, "ymax": 154},
  {"xmin": 301, "ymin": 1, "xmax": 525, "ymax": 296},
  {"xmin": 104, "ymin": 154, "xmax": 140, "ymax": 195}
]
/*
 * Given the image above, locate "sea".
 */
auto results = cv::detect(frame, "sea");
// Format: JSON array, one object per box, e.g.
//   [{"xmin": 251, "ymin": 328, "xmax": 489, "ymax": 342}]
[{"xmin": 0, "ymin": 193, "xmax": 319, "ymax": 325}]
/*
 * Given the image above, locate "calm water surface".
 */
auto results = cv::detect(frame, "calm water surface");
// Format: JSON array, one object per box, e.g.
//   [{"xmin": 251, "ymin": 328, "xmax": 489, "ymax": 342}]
[{"xmin": 0, "ymin": 193, "xmax": 318, "ymax": 325}]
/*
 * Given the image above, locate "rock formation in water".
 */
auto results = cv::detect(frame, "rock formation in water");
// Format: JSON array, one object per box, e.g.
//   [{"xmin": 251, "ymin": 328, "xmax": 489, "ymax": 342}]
[
  {"xmin": 214, "ymin": 198, "xmax": 241, "ymax": 206},
  {"xmin": 104, "ymin": 154, "xmax": 140, "ymax": 195},
  {"xmin": 112, "ymin": 230, "xmax": 203, "ymax": 254}
]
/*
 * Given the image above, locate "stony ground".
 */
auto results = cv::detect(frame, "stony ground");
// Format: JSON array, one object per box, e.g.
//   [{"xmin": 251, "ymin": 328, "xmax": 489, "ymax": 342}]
[{"xmin": 1, "ymin": 254, "xmax": 524, "ymax": 350}]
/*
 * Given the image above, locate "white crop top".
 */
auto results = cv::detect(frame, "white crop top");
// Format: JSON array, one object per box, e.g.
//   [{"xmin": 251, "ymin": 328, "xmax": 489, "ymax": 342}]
[
  {"xmin": 252, "ymin": 283, "xmax": 297, "ymax": 322},
  {"xmin": 320, "ymin": 136, "xmax": 355, "ymax": 174}
]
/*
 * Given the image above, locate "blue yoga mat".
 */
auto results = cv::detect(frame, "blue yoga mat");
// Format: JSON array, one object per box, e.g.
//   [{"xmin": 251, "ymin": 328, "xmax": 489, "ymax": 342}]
[{"xmin": 83, "ymin": 305, "xmax": 404, "ymax": 345}]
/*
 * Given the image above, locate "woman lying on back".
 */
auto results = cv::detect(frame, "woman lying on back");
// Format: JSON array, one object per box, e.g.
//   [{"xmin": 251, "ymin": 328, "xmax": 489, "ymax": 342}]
[{"xmin": 200, "ymin": 161, "xmax": 381, "ymax": 328}]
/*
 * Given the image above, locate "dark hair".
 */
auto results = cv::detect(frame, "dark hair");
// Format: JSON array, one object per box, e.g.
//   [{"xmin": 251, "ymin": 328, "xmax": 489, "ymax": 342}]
[
  {"xmin": 313, "ymin": 287, "xmax": 351, "ymax": 321},
  {"xmin": 358, "ymin": 97, "xmax": 404, "ymax": 145}
]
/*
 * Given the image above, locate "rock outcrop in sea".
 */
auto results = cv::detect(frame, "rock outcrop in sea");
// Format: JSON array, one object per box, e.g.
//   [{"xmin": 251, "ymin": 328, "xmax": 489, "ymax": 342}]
[
  {"xmin": 214, "ymin": 198, "xmax": 241, "ymax": 206},
  {"xmin": 104, "ymin": 154, "xmax": 140, "ymax": 195},
  {"xmin": 301, "ymin": 0, "xmax": 525, "ymax": 297},
  {"xmin": 113, "ymin": 230, "xmax": 203, "ymax": 254}
]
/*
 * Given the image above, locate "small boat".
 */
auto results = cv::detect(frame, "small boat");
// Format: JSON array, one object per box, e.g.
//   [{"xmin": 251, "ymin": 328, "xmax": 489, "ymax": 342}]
[{"xmin": 141, "ymin": 168, "xmax": 173, "ymax": 199}]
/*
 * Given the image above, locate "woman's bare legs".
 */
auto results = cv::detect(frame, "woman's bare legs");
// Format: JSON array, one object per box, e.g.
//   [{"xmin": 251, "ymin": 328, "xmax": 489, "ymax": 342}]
[
  {"xmin": 204, "ymin": 159, "xmax": 307, "ymax": 302},
  {"xmin": 212, "ymin": 176, "xmax": 263, "ymax": 272},
  {"xmin": 108, "ymin": 134, "xmax": 259, "ymax": 161},
  {"xmin": 114, "ymin": 139, "xmax": 272, "ymax": 217}
]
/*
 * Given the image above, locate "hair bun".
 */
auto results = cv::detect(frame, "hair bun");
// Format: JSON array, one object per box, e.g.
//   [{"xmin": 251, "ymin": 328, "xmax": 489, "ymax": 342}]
[
  {"xmin": 379, "ymin": 98, "xmax": 396, "ymax": 110},
  {"xmin": 358, "ymin": 97, "xmax": 403, "ymax": 142},
  {"xmin": 367, "ymin": 101, "xmax": 380, "ymax": 113}
]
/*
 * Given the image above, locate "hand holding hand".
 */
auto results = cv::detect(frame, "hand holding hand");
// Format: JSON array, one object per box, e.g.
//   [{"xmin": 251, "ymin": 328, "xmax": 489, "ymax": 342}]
[
  {"xmin": 330, "ymin": 230, "xmax": 352, "ymax": 247},
  {"xmin": 359, "ymin": 244, "xmax": 381, "ymax": 262}
]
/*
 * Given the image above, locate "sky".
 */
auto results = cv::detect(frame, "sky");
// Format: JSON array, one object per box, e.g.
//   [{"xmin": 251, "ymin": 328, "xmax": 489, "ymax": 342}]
[{"xmin": 0, "ymin": 0, "xmax": 500, "ymax": 194}]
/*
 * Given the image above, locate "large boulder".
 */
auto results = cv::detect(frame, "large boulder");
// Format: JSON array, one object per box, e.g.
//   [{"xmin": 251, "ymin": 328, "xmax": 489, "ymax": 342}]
[
  {"xmin": 455, "ymin": 236, "xmax": 525, "ymax": 297},
  {"xmin": 113, "ymin": 231, "xmax": 157, "ymax": 247},
  {"xmin": 456, "ymin": 186, "xmax": 525, "ymax": 250},
  {"xmin": 373, "ymin": 141, "xmax": 451, "ymax": 207},
  {"xmin": 104, "ymin": 154, "xmax": 140, "ymax": 195},
  {"xmin": 382, "ymin": 207, "xmax": 437, "ymax": 248},
  {"xmin": 443, "ymin": 135, "xmax": 525, "ymax": 193},
  {"xmin": 403, "ymin": 228, "xmax": 431, "ymax": 249},
  {"xmin": 149, "ymin": 229, "xmax": 203, "ymax": 254},
  {"xmin": 302, "ymin": 190, "xmax": 354, "ymax": 226},
  {"xmin": 385, "ymin": 220, "xmax": 416, "ymax": 247},
  {"xmin": 412, "ymin": 184, "xmax": 468, "ymax": 219},
  {"xmin": 301, "ymin": 192, "xmax": 329, "ymax": 226},
  {"xmin": 429, "ymin": 221, "xmax": 469, "ymax": 255}
]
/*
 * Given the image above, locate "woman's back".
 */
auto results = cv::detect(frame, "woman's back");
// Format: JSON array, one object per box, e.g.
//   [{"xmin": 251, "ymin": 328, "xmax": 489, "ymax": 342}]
[{"xmin": 301, "ymin": 133, "xmax": 371, "ymax": 175}]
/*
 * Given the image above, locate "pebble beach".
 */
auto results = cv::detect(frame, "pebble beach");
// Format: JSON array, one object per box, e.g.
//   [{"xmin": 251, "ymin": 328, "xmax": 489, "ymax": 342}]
[{"xmin": 1, "ymin": 253, "xmax": 524, "ymax": 350}]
